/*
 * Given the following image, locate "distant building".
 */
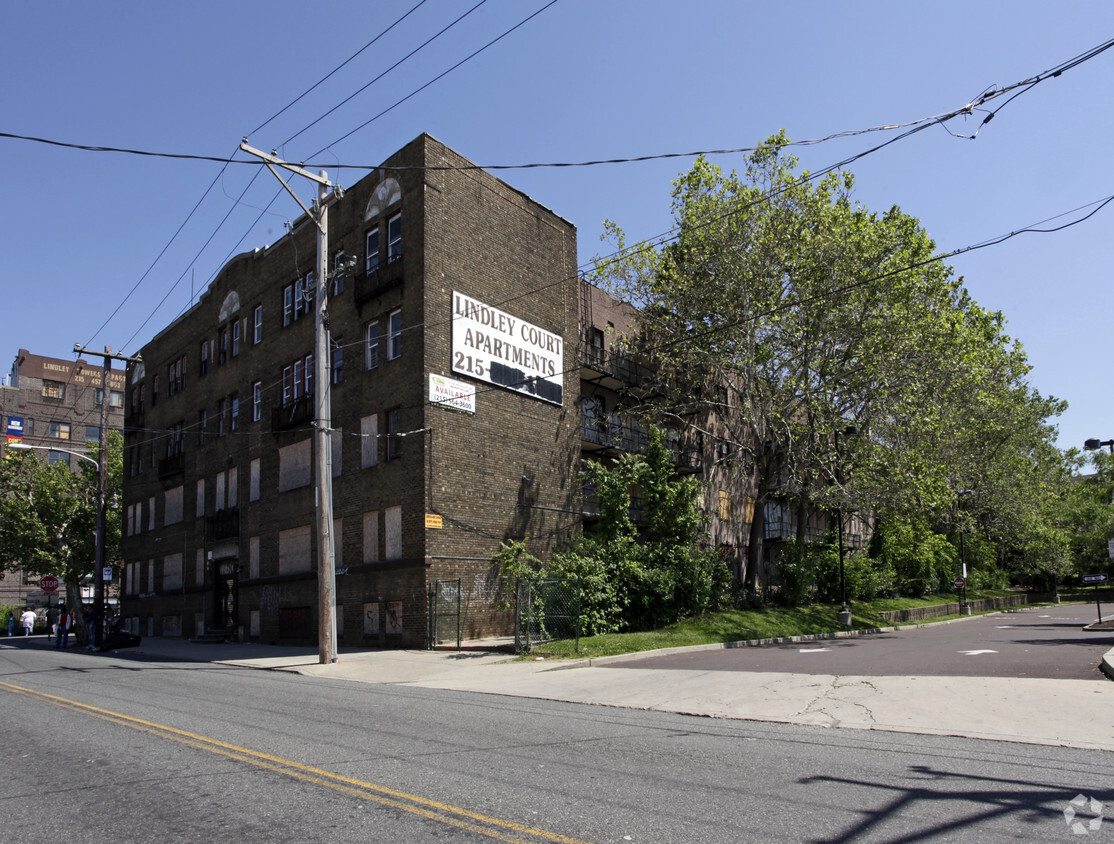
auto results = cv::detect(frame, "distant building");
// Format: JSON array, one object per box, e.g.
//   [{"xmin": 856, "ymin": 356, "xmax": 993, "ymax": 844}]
[{"xmin": 0, "ymin": 348, "xmax": 126, "ymax": 608}]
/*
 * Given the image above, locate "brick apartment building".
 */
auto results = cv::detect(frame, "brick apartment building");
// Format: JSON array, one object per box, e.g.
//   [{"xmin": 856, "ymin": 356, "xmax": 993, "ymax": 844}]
[
  {"xmin": 121, "ymin": 135, "xmax": 584, "ymax": 646},
  {"xmin": 0, "ymin": 349, "xmax": 126, "ymax": 608}
]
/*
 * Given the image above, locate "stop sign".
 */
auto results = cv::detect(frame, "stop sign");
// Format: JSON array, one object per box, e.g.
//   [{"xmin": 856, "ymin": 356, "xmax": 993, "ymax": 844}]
[{"xmin": 40, "ymin": 575, "xmax": 59, "ymax": 593}]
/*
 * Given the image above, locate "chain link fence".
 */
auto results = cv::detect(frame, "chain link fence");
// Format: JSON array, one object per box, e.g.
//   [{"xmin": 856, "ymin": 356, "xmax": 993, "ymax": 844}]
[
  {"xmin": 426, "ymin": 578, "xmax": 461, "ymax": 649},
  {"xmin": 514, "ymin": 576, "xmax": 580, "ymax": 654}
]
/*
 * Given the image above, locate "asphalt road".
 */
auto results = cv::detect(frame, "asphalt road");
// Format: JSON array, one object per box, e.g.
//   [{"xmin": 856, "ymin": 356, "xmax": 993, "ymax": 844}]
[
  {"xmin": 606, "ymin": 603, "xmax": 1114, "ymax": 681},
  {"xmin": 2, "ymin": 641, "xmax": 1112, "ymax": 843}
]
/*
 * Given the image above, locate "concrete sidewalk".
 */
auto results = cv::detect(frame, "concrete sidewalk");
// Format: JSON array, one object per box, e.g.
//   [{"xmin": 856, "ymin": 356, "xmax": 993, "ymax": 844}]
[{"xmin": 83, "ymin": 628, "xmax": 1114, "ymax": 753}]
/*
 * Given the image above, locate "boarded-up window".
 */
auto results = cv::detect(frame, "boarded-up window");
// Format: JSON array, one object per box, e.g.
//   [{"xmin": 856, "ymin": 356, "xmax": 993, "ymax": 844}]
[
  {"xmin": 250, "ymin": 458, "xmax": 261, "ymax": 501},
  {"xmin": 385, "ymin": 601, "xmax": 403, "ymax": 635},
  {"xmin": 228, "ymin": 465, "xmax": 238, "ymax": 507},
  {"xmin": 278, "ymin": 524, "xmax": 312, "ymax": 574},
  {"xmin": 363, "ymin": 510, "xmax": 379, "ymax": 563},
  {"xmin": 196, "ymin": 479, "xmax": 205, "ymax": 517},
  {"xmin": 196, "ymin": 549, "xmax": 204, "ymax": 586},
  {"xmin": 279, "ymin": 439, "xmax": 312, "ymax": 491},
  {"xmin": 215, "ymin": 471, "xmax": 226, "ymax": 512},
  {"xmin": 249, "ymin": 535, "xmax": 260, "ymax": 579},
  {"xmin": 163, "ymin": 553, "xmax": 183, "ymax": 590},
  {"xmin": 164, "ymin": 486, "xmax": 183, "ymax": 526},
  {"xmin": 332, "ymin": 428, "xmax": 342, "ymax": 478},
  {"xmin": 717, "ymin": 490, "xmax": 732, "ymax": 521},
  {"xmin": 385, "ymin": 506, "xmax": 402, "ymax": 559},
  {"xmin": 361, "ymin": 415, "xmax": 378, "ymax": 468},
  {"xmin": 148, "ymin": 496, "xmax": 155, "ymax": 531},
  {"xmin": 363, "ymin": 602, "xmax": 379, "ymax": 634},
  {"xmin": 333, "ymin": 518, "xmax": 343, "ymax": 568}
]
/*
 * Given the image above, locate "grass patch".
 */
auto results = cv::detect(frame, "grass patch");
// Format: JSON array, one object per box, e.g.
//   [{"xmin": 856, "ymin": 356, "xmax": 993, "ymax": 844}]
[{"xmin": 525, "ymin": 590, "xmax": 1047, "ymax": 660}]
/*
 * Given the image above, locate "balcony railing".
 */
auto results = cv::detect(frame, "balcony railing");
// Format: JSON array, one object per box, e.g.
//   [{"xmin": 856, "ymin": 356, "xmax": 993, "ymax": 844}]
[
  {"xmin": 581, "ymin": 416, "xmax": 702, "ymax": 471},
  {"xmin": 207, "ymin": 508, "xmax": 240, "ymax": 542},
  {"xmin": 272, "ymin": 396, "xmax": 313, "ymax": 432},
  {"xmin": 579, "ymin": 342, "xmax": 657, "ymax": 390},
  {"xmin": 354, "ymin": 257, "xmax": 404, "ymax": 306}
]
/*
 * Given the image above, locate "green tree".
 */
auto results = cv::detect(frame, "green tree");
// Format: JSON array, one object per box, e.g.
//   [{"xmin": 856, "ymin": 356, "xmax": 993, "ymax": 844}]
[
  {"xmin": 548, "ymin": 425, "xmax": 728, "ymax": 633},
  {"xmin": 0, "ymin": 432, "xmax": 123, "ymax": 611},
  {"xmin": 594, "ymin": 132, "xmax": 1066, "ymax": 593}
]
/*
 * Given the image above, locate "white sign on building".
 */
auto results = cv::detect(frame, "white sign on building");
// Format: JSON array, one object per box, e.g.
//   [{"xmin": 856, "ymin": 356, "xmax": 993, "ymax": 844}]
[
  {"xmin": 429, "ymin": 373, "xmax": 476, "ymax": 414},
  {"xmin": 450, "ymin": 290, "xmax": 563, "ymax": 405}
]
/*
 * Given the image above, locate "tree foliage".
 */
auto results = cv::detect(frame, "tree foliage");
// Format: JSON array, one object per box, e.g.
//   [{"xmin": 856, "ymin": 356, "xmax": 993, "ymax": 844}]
[
  {"xmin": 592, "ymin": 133, "xmax": 1068, "ymax": 595},
  {"xmin": 0, "ymin": 432, "xmax": 123, "ymax": 600},
  {"xmin": 520, "ymin": 426, "xmax": 731, "ymax": 634}
]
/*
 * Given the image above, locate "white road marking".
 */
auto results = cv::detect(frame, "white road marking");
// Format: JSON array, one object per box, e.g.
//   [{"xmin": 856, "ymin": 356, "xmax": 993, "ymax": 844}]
[
  {"xmin": 799, "ymin": 648, "xmax": 831, "ymax": 653},
  {"xmin": 959, "ymin": 649, "xmax": 998, "ymax": 656}
]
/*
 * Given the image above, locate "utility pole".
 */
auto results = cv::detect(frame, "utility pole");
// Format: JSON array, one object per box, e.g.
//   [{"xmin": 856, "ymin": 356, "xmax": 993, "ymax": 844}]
[
  {"xmin": 240, "ymin": 140, "xmax": 343, "ymax": 664},
  {"xmin": 73, "ymin": 344, "xmax": 140, "ymax": 648}
]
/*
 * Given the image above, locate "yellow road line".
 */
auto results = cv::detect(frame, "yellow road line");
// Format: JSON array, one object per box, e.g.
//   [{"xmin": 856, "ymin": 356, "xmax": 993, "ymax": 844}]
[{"xmin": 0, "ymin": 680, "xmax": 592, "ymax": 844}]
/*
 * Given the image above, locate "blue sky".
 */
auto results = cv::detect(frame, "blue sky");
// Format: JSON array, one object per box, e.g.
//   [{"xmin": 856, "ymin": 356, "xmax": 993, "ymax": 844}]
[{"xmin": 2, "ymin": 1, "xmax": 1111, "ymax": 452}]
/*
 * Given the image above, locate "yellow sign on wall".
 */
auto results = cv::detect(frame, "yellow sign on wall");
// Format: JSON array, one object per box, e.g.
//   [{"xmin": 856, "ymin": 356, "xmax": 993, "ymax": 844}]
[{"xmin": 425, "ymin": 514, "xmax": 443, "ymax": 529}]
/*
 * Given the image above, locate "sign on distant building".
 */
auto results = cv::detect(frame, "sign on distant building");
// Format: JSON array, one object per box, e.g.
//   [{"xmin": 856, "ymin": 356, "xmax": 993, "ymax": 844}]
[
  {"xmin": 451, "ymin": 291, "xmax": 563, "ymax": 406},
  {"xmin": 428, "ymin": 373, "xmax": 476, "ymax": 415},
  {"xmin": 6, "ymin": 417, "xmax": 23, "ymax": 437}
]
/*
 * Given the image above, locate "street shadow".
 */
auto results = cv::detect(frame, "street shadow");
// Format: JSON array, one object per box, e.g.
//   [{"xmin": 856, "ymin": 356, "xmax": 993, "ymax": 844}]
[{"xmin": 799, "ymin": 765, "xmax": 1110, "ymax": 842}]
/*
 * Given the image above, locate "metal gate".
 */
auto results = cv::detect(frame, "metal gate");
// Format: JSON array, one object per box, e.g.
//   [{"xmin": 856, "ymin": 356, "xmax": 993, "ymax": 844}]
[
  {"xmin": 426, "ymin": 578, "xmax": 462, "ymax": 649},
  {"xmin": 514, "ymin": 577, "xmax": 581, "ymax": 653}
]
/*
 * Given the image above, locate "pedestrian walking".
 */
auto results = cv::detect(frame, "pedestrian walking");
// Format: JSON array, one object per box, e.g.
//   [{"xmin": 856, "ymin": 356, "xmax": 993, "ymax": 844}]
[
  {"xmin": 6, "ymin": 612, "xmax": 14, "ymax": 636},
  {"xmin": 20, "ymin": 608, "xmax": 36, "ymax": 636},
  {"xmin": 54, "ymin": 604, "xmax": 70, "ymax": 648},
  {"xmin": 83, "ymin": 606, "xmax": 100, "ymax": 650}
]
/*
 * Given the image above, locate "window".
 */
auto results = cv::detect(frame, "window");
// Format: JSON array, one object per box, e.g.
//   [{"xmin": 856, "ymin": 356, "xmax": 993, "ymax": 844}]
[
  {"xmin": 199, "ymin": 340, "xmax": 209, "ymax": 376},
  {"xmin": 167, "ymin": 357, "xmax": 186, "ymax": 396},
  {"xmin": 295, "ymin": 277, "xmax": 307, "ymax": 321},
  {"xmin": 131, "ymin": 386, "xmax": 144, "ymax": 415},
  {"xmin": 167, "ymin": 422, "xmax": 184, "ymax": 458},
  {"xmin": 231, "ymin": 321, "xmax": 241, "ymax": 357},
  {"xmin": 110, "ymin": 390, "xmax": 124, "ymax": 408},
  {"xmin": 230, "ymin": 394, "xmax": 239, "ymax": 432},
  {"xmin": 198, "ymin": 409, "xmax": 207, "ymax": 445},
  {"xmin": 42, "ymin": 380, "xmax": 64, "ymax": 399},
  {"xmin": 281, "ymin": 355, "xmax": 313, "ymax": 406},
  {"xmin": 365, "ymin": 322, "xmax": 379, "ymax": 370},
  {"xmin": 48, "ymin": 450, "xmax": 70, "ymax": 467},
  {"xmin": 219, "ymin": 329, "xmax": 228, "ymax": 365},
  {"xmin": 85, "ymin": 425, "xmax": 100, "ymax": 443},
  {"xmin": 253, "ymin": 305, "xmax": 263, "ymax": 344},
  {"xmin": 331, "ymin": 343, "xmax": 343, "ymax": 385},
  {"xmin": 333, "ymin": 252, "xmax": 346, "ymax": 296},
  {"xmin": 252, "ymin": 381, "xmax": 262, "ymax": 422},
  {"xmin": 283, "ymin": 277, "xmax": 312, "ymax": 325},
  {"xmin": 49, "ymin": 421, "xmax": 70, "ymax": 440},
  {"xmin": 387, "ymin": 213, "xmax": 402, "ymax": 263},
  {"xmin": 217, "ymin": 398, "xmax": 226, "ymax": 437},
  {"xmin": 152, "ymin": 375, "xmax": 158, "ymax": 406},
  {"xmin": 24, "ymin": 418, "xmax": 33, "ymax": 437},
  {"xmin": 386, "ymin": 409, "xmax": 401, "ymax": 460},
  {"xmin": 388, "ymin": 309, "xmax": 401, "ymax": 360},
  {"xmin": 366, "ymin": 227, "xmax": 380, "ymax": 273}
]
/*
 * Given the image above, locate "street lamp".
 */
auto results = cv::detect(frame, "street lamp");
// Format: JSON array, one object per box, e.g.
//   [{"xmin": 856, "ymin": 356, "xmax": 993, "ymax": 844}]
[
  {"xmin": 1084, "ymin": 438, "xmax": 1114, "ymax": 454},
  {"xmin": 7, "ymin": 442, "xmax": 106, "ymax": 644}
]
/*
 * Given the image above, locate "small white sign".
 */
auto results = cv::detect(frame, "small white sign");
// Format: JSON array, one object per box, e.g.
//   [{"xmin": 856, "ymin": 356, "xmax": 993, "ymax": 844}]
[
  {"xmin": 429, "ymin": 373, "xmax": 476, "ymax": 414},
  {"xmin": 102, "ymin": 567, "xmax": 113, "ymax": 582},
  {"xmin": 1107, "ymin": 540, "xmax": 1114, "ymax": 559}
]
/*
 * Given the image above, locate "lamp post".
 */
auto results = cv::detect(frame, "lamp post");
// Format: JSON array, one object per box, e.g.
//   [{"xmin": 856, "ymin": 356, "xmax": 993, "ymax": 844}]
[
  {"xmin": 7, "ymin": 443, "xmax": 105, "ymax": 641},
  {"xmin": 834, "ymin": 426, "xmax": 858, "ymax": 627}
]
